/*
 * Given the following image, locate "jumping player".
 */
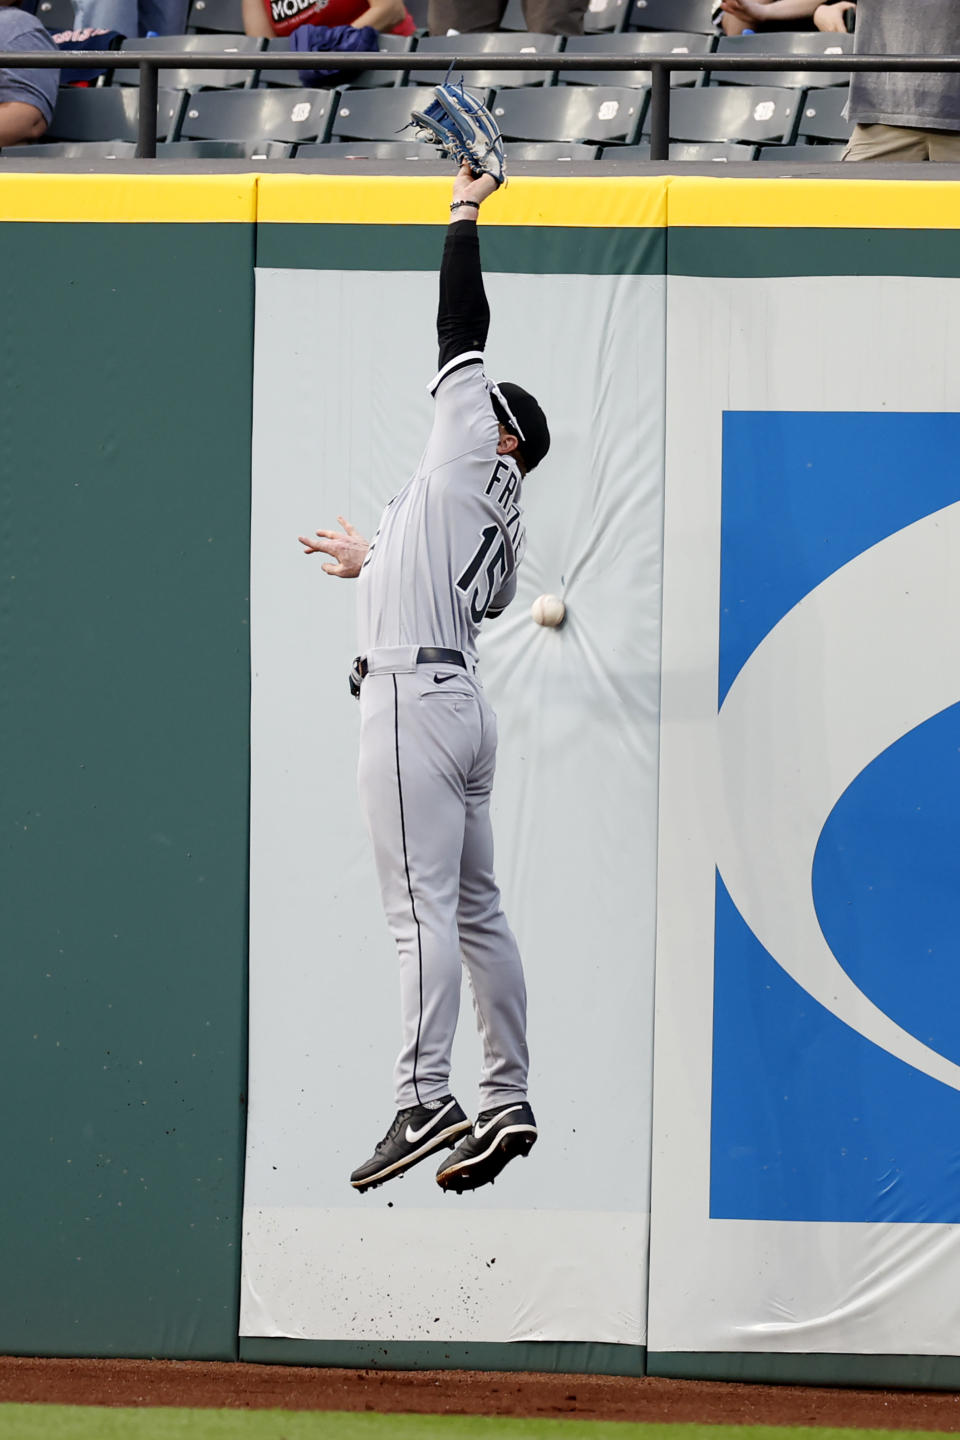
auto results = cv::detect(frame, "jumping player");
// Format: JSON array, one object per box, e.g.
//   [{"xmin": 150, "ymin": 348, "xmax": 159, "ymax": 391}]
[{"xmin": 299, "ymin": 162, "xmax": 549, "ymax": 1194}]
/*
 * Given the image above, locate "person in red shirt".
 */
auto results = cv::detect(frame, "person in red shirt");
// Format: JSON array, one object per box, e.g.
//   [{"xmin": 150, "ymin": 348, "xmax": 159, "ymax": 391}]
[{"xmin": 243, "ymin": 0, "xmax": 414, "ymax": 37}]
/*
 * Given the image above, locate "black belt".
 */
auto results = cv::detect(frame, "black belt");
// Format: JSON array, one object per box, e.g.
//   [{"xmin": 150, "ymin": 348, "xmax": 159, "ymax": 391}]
[{"xmin": 349, "ymin": 647, "xmax": 467, "ymax": 697}]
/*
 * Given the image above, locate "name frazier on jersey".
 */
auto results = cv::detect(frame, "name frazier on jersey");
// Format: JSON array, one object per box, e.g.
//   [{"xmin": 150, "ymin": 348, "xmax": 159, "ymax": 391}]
[{"xmin": 456, "ymin": 456, "xmax": 525, "ymax": 624}]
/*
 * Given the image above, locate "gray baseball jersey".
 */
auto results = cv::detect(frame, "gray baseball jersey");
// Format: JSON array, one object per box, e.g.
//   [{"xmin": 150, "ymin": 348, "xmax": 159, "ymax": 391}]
[
  {"xmin": 356, "ymin": 351, "xmax": 526, "ymax": 665},
  {"xmin": 354, "ymin": 349, "xmax": 531, "ymax": 1114}
]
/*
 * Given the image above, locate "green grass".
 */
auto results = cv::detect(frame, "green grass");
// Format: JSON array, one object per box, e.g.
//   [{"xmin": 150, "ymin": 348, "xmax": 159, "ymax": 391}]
[{"xmin": 0, "ymin": 1413, "xmax": 950, "ymax": 1440}]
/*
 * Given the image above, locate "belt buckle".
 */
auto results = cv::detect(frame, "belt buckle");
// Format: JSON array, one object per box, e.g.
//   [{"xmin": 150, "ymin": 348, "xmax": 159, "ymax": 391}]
[{"xmin": 349, "ymin": 656, "xmax": 363, "ymax": 698}]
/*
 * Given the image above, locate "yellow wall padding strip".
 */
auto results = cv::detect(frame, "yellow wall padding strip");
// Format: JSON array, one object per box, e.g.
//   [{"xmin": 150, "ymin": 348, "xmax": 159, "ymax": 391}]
[
  {"xmin": 256, "ymin": 173, "xmax": 668, "ymax": 229},
  {"xmin": 0, "ymin": 173, "xmax": 259, "ymax": 223},
  {"xmin": 668, "ymin": 176, "xmax": 960, "ymax": 231}
]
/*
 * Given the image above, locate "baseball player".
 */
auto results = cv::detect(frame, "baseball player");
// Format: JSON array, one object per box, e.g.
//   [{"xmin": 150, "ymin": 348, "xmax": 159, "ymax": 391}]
[{"xmin": 299, "ymin": 161, "xmax": 549, "ymax": 1194}]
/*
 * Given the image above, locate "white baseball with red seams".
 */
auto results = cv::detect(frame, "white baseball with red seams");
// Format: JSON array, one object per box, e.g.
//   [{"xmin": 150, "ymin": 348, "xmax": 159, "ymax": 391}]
[{"xmin": 531, "ymin": 593, "xmax": 565, "ymax": 628}]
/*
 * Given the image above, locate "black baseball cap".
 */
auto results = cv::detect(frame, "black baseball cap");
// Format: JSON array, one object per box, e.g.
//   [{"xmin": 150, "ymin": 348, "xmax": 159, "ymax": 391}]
[{"xmin": 493, "ymin": 382, "xmax": 550, "ymax": 472}]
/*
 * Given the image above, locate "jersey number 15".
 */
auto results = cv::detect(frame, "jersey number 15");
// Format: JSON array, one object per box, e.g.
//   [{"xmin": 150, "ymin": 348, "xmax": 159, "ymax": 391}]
[{"xmin": 457, "ymin": 524, "xmax": 508, "ymax": 625}]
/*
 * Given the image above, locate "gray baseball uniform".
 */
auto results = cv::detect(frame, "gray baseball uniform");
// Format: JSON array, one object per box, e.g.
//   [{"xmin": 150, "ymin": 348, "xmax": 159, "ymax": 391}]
[{"xmin": 354, "ymin": 249, "xmax": 530, "ymax": 1114}]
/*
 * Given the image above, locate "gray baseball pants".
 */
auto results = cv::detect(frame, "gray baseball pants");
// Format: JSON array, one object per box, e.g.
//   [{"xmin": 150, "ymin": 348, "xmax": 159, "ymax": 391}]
[{"xmin": 357, "ymin": 654, "xmax": 529, "ymax": 1113}]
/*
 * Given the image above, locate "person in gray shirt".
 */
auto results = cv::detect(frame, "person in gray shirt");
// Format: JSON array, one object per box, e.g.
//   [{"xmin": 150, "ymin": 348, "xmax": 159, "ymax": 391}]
[
  {"xmin": 824, "ymin": 0, "xmax": 960, "ymax": 161},
  {"xmin": 0, "ymin": 1, "xmax": 59, "ymax": 146}
]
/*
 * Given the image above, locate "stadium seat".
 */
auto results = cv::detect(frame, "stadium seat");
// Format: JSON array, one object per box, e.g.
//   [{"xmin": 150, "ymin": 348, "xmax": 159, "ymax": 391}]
[
  {"xmin": 796, "ymin": 85, "xmax": 853, "ymax": 142},
  {"xmin": 646, "ymin": 84, "xmax": 799, "ymax": 144},
  {"xmin": 295, "ymin": 139, "xmax": 445, "ymax": 157},
  {"xmin": 163, "ymin": 138, "xmax": 294, "ymax": 155},
  {"xmin": 583, "ymin": 0, "xmax": 630, "ymax": 35},
  {"xmin": 187, "ymin": 0, "xmax": 245, "ymax": 32},
  {"xmin": 259, "ymin": 32, "xmax": 412, "ymax": 88},
  {"xmin": 712, "ymin": 30, "xmax": 852, "ymax": 88},
  {"xmin": 504, "ymin": 140, "xmax": 599, "ymax": 159},
  {"xmin": 111, "ymin": 35, "xmax": 263, "ymax": 90},
  {"xmin": 46, "ymin": 86, "xmax": 185, "ymax": 143},
  {"xmin": 500, "ymin": 0, "xmax": 527, "ymax": 28},
  {"xmin": 34, "ymin": 0, "xmax": 74, "ymax": 29},
  {"xmin": 492, "ymin": 85, "xmax": 646, "ymax": 144},
  {"xmin": 330, "ymin": 85, "xmax": 459, "ymax": 141},
  {"xmin": 179, "ymin": 86, "xmax": 333, "ymax": 142},
  {"xmin": 628, "ymin": 0, "xmax": 715, "ymax": 34},
  {"xmin": 409, "ymin": 33, "xmax": 563, "ymax": 89},
  {"xmin": 405, "ymin": 0, "xmax": 430, "ymax": 28},
  {"xmin": 561, "ymin": 32, "xmax": 712, "ymax": 88},
  {"xmin": 756, "ymin": 141, "xmax": 846, "ymax": 161},
  {"xmin": 602, "ymin": 138, "xmax": 755, "ymax": 159},
  {"xmin": 1, "ymin": 139, "xmax": 137, "ymax": 158}
]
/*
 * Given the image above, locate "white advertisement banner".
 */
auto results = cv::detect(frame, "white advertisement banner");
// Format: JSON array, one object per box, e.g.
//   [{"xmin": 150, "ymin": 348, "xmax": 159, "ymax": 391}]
[
  {"xmin": 243, "ymin": 265, "xmax": 664, "ymax": 1345},
  {"xmin": 650, "ymin": 274, "xmax": 960, "ymax": 1357}
]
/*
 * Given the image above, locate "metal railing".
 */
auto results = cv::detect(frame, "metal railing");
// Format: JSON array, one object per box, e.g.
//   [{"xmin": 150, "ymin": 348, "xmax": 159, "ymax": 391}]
[{"xmin": 2, "ymin": 49, "xmax": 959, "ymax": 159}]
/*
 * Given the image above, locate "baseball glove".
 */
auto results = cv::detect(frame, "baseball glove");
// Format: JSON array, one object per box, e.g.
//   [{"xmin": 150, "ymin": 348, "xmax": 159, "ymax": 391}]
[{"xmin": 409, "ymin": 81, "xmax": 506, "ymax": 187}]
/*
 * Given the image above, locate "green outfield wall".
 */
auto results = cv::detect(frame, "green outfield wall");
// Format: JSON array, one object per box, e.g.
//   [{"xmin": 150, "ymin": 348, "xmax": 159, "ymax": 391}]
[{"xmin": 3, "ymin": 171, "xmax": 960, "ymax": 1380}]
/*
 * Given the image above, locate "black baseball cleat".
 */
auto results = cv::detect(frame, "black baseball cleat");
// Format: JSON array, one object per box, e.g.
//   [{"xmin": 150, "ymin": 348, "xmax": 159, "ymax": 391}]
[
  {"xmin": 436, "ymin": 1101, "xmax": 538, "ymax": 1193},
  {"xmin": 350, "ymin": 1096, "xmax": 471, "ymax": 1192}
]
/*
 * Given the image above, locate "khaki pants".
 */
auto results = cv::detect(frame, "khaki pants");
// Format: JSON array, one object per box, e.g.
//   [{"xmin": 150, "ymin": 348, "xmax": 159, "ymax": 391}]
[
  {"xmin": 843, "ymin": 123, "xmax": 960, "ymax": 162},
  {"xmin": 428, "ymin": 0, "xmax": 586, "ymax": 34}
]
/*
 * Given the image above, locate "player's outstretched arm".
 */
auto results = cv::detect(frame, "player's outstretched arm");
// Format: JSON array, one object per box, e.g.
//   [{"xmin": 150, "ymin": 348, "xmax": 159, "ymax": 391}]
[
  {"xmin": 436, "ymin": 163, "xmax": 499, "ymax": 372},
  {"xmin": 298, "ymin": 516, "xmax": 369, "ymax": 577}
]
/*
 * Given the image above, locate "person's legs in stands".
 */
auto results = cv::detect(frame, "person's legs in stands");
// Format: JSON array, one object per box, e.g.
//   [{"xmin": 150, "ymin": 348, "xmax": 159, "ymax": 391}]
[
  {"xmin": 428, "ymin": 0, "xmax": 505, "ymax": 33},
  {"xmin": 522, "ymin": 0, "xmax": 586, "ymax": 35},
  {"xmin": 843, "ymin": 123, "xmax": 930, "ymax": 160},
  {"xmin": 927, "ymin": 130, "xmax": 960, "ymax": 161}
]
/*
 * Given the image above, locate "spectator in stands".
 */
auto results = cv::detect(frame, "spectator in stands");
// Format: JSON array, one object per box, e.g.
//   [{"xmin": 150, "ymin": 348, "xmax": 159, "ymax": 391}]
[
  {"xmin": 242, "ymin": 0, "xmax": 415, "ymax": 39},
  {"xmin": 843, "ymin": 0, "xmax": 960, "ymax": 160},
  {"xmin": 813, "ymin": 2, "xmax": 854, "ymax": 31},
  {"xmin": 719, "ymin": 0, "xmax": 851, "ymax": 34},
  {"xmin": 0, "ymin": 0, "xmax": 59, "ymax": 146},
  {"xmin": 71, "ymin": 0, "xmax": 189, "ymax": 38},
  {"xmin": 428, "ymin": 0, "xmax": 585, "ymax": 37}
]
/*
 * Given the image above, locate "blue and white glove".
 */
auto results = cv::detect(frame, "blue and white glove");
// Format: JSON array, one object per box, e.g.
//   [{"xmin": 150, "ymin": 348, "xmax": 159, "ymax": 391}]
[{"xmin": 409, "ymin": 81, "xmax": 507, "ymax": 188}]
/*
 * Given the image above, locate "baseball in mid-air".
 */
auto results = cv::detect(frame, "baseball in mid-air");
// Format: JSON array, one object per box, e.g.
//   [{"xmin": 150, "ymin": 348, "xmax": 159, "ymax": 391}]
[{"xmin": 531, "ymin": 594, "xmax": 566, "ymax": 628}]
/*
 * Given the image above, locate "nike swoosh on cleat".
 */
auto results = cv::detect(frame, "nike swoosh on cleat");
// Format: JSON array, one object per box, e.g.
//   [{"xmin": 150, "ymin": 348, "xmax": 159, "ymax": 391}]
[
  {"xmin": 433, "ymin": 673, "xmax": 459, "ymax": 685},
  {"xmin": 406, "ymin": 1099, "xmax": 456, "ymax": 1144},
  {"xmin": 473, "ymin": 1104, "xmax": 524, "ymax": 1140}
]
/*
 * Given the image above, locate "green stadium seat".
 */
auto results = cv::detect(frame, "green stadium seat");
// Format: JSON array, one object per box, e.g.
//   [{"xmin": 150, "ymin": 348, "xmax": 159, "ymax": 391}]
[
  {"xmin": 756, "ymin": 141, "xmax": 846, "ymax": 161},
  {"xmin": 296, "ymin": 139, "xmax": 445, "ymax": 157},
  {"xmin": 179, "ymin": 86, "xmax": 334, "ymax": 142},
  {"xmin": 408, "ymin": 33, "xmax": 563, "ymax": 90},
  {"xmin": 187, "ymin": 0, "xmax": 245, "ymax": 32},
  {"xmin": 34, "ymin": 0, "xmax": 75, "ymax": 29},
  {"xmin": 163, "ymin": 138, "xmax": 295, "ymax": 155},
  {"xmin": 712, "ymin": 31, "xmax": 852, "ymax": 88},
  {"xmin": 330, "ymin": 85, "xmax": 482, "ymax": 142},
  {"xmin": 46, "ymin": 86, "xmax": 186, "ymax": 143},
  {"xmin": 645, "ymin": 84, "xmax": 799, "ymax": 144},
  {"xmin": 603, "ymin": 138, "xmax": 756, "ymax": 158},
  {"xmin": 583, "ymin": 0, "xmax": 631, "ymax": 35},
  {"xmin": 111, "ymin": 35, "xmax": 264, "ymax": 91},
  {"xmin": 796, "ymin": 85, "xmax": 853, "ymax": 142},
  {"xmin": 629, "ymin": 0, "xmax": 715, "ymax": 34},
  {"xmin": 561, "ymin": 31, "xmax": 712, "ymax": 88},
  {"xmin": 1, "ymin": 139, "xmax": 137, "ymax": 157},
  {"xmin": 492, "ymin": 85, "xmax": 647, "ymax": 144},
  {"xmin": 505, "ymin": 140, "xmax": 600, "ymax": 159}
]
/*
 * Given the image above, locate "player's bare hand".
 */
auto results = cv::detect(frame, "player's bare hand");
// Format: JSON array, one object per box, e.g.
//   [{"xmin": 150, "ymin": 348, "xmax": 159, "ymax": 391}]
[
  {"xmin": 298, "ymin": 516, "xmax": 369, "ymax": 578},
  {"xmin": 452, "ymin": 160, "xmax": 498, "ymax": 211}
]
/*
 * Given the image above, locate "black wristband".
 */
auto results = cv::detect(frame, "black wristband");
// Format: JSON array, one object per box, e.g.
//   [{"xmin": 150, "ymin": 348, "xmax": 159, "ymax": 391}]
[{"xmin": 450, "ymin": 201, "xmax": 480, "ymax": 213}]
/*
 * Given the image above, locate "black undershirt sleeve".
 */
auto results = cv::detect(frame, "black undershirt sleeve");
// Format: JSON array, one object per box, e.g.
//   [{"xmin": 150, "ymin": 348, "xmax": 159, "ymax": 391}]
[{"xmin": 436, "ymin": 219, "xmax": 491, "ymax": 371}]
